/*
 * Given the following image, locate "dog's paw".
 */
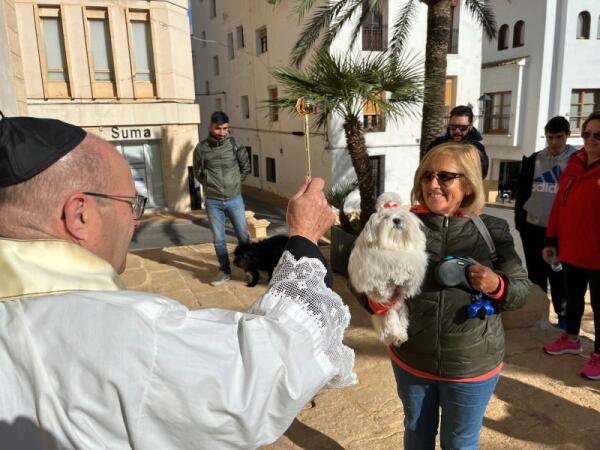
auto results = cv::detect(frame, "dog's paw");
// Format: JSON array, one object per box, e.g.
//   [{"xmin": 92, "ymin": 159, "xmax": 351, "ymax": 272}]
[{"xmin": 246, "ymin": 272, "xmax": 259, "ymax": 287}]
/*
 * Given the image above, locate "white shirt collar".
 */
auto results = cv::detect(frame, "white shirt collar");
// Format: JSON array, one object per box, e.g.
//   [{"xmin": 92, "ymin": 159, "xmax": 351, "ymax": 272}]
[{"xmin": 0, "ymin": 238, "xmax": 124, "ymax": 301}]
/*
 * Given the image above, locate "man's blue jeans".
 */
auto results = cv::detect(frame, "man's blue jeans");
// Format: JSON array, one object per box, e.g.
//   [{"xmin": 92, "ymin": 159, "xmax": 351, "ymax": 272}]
[
  {"xmin": 205, "ymin": 195, "xmax": 249, "ymax": 274},
  {"xmin": 391, "ymin": 362, "xmax": 499, "ymax": 450}
]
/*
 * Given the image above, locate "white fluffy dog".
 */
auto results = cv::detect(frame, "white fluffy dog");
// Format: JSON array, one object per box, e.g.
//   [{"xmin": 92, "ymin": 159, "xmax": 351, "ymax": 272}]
[{"xmin": 348, "ymin": 193, "xmax": 428, "ymax": 346}]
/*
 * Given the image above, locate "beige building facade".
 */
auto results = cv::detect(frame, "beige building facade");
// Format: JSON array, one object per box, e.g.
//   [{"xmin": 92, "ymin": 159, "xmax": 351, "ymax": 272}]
[{"xmin": 2, "ymin": 0, "xmax": 200, "ymax": 212}]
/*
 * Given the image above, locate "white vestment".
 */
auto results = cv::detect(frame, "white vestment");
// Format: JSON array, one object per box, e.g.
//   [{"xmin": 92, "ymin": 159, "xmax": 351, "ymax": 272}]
[{"xmin": 0, "ymin": 238, "xmax": 356, "ymax": 449}]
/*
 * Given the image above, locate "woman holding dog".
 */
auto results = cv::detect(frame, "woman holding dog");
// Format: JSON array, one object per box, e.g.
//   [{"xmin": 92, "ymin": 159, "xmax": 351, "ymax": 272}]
[{"xmin": 388, "ymin": 143, "xmax": 530, "ymax": 449}]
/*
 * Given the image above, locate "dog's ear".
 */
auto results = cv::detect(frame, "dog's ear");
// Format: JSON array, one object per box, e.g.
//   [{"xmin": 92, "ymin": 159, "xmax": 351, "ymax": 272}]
[{"xmin": 361, "ymin": 216, "xmax": 378, "ymax": 244}]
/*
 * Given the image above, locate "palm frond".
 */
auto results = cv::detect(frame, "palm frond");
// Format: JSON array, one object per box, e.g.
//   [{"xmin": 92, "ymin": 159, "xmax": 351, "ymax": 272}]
[
  {"xmin": 388, "ymin": 0, "xmax": 419, "ymax": 55},
  {"xmin": 290, "ymin": 1, "xmax": 351, "ymax": 67},
  {"xmin": 292, "ymin": 0, "xmax": 320, "ymax": 20},
  {"xmin": 323, "ymin": 0, "xmax": 365, "ymax": 55},
  {"xmin": 464, "ymin": 0, "xmax": 497, "ymax": 39}
]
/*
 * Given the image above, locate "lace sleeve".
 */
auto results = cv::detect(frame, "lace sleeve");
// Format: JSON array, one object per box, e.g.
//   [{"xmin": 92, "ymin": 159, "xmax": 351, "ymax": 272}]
[{"xmin": 248, "ymin": 251, "xmax": 357, "ymax": 388}]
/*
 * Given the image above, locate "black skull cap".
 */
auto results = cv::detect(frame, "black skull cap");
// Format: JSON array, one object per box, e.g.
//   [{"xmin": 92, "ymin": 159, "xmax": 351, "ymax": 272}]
[{"xmin": 0, "ymin": 113, "xmax": 86, "ymax": 187}]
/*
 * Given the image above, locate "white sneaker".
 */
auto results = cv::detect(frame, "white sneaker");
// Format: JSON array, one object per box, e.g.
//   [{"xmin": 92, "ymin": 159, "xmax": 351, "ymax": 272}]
[{"xmin": 210, "ymin": 271, "xmax": 231, "ymax": 287}]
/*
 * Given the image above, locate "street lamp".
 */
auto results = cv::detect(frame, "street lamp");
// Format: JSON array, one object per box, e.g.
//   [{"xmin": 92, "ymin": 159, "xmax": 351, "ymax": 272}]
[{"xmin": 295, "ymin": 96, "xmax": 317, "ymax": 177}]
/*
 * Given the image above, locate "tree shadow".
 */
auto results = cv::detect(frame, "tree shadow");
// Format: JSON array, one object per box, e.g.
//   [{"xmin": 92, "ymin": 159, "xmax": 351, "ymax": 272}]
[
  {"xmin": 0, "ymin": 416, "xmax": 65, "ymax": 450},
  {"xmin": 284, "ymin": 419, "xmax": 345, "ymax": 450},
  {"xmin": 484, "ymin": 375, "xmax": 600, "ymax": 449}
]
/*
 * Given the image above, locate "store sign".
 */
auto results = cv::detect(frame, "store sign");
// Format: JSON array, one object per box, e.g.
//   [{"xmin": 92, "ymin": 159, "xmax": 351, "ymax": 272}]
[{"xmin": 103, "ymin": 126, "xmax": 161, "ymax": 141}]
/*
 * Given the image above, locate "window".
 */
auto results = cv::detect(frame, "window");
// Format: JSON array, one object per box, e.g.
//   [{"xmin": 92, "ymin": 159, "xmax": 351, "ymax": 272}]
[
  {"xmin": 513, "ymin": 20, "xmax": 525, "ymax": 47},
  {"xmin": 236, "ymin": 25, "xmax": 245, "ymax": 48},
  {"xmin": 483, "ymin": 92, "xmax": 511, "ymax": 134},
  {"xmin": 498, "ymin": 24, "xmax": 509, "ymax": 50},
  {"xmin": 577, "ymin": 11, "xmax": 591, "ymax": 39},
  {"xmin": 246, "ymin": 147, "xmax": 252, "ymax": 168},
  {"xmin": 210, "ymin": 0, "xmax": 216, "ymax": 19},
  {"xmin": 444, "ymin": 77, "xmax": 455, "ymax": 120},
  {"xmin": 266, "ymin": 157, "xmax": 276, "ymax": 182},
  {"xmin": 256, "ymin": 26, "xmax": 268, "ymax": 54},
  {"xmin": 213, "ymin": 55, "xmax": 220, "ymax": 75},
  {"xmin": 128, "ymin": 10, "xmax": 156, "ymax": 98},
  {"xmin": 448, "ymin": 4, "xmax": 459, "ymax": 54},
  {"xmin": 201, "ymin": 31, "xmax": 207, "ymax": 47},
  {"xmin": 36, "ymin": 6, "xmax": 70, "ymax": 97},
  {"xmin": 370, "ymin": 155, "xmax": 385, "ymax": 198},
  {"xmin": 268, "ymin": 87, "xmax": 278, "ymax": 122},
  {"xmin": 570, "ymin": 89, "xmax": 600, "ymax": 131},
  {"xmin": 361, "ymin": 0, "xmax": 385, "ymax": 51},
  {"xmin": 252, "ymin": 154, "xmax": 259, "ymax": 177},
  {"xmin": 227, "ymin": 33, "xmax": 234, "ymax": 59},
  {"xmin": 363, "ymin": 92, "xmax": 385, "ymax": 132},
  {"xmin": 85, "ymin": 8, "xmax": 116, "ymax": 98},
  {"xmin": 241, "ymin": 95, "xmax": 250, "ymax": 119}
]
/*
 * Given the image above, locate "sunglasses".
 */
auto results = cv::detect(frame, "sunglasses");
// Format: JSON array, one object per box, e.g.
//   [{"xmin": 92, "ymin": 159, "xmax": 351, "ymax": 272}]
[
  {"xmin": 448, "ymin": 125, "xmax": 470, "ymax": 132},
  {"xmin": 420, "ymin": 171, "xmax": 464, "ymax": 187},
  {"xmin": 581, "ymin": 131, "xmax": 600, "ymax": 140}
]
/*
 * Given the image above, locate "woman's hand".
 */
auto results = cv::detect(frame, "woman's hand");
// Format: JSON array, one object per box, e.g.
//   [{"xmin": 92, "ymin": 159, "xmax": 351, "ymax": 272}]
[{"xmin": 467, "ymin": 263, "xmax": 501, "ymax": 294}]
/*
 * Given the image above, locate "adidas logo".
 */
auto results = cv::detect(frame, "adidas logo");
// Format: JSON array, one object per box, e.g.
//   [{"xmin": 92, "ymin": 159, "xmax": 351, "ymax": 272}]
[
  {"xmin": 534, "ymin": 165, "xmax": 562, "ymax": 183},
  {"xmin": 532, "ymin": 182, "xmax": 559, "ymax": 193}
]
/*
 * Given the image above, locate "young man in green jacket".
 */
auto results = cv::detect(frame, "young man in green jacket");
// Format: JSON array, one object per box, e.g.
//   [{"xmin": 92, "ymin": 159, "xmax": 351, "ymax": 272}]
[{"xmin": 193, "ymin": 111, "xmax": 251, "ymax": 286}]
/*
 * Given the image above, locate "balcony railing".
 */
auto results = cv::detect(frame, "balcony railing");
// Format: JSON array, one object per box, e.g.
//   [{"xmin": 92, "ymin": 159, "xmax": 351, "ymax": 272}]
[
  {"xmin": 448, "ymin": 28, "xmax": 459, "ymax": 54},
  {"xmin": 362, "ymin": 25, "xmax": 387, "ymax": 51}
]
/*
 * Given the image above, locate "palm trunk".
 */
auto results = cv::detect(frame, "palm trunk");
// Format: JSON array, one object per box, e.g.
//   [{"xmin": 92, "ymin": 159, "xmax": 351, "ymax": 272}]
[
  {"xmin": 419, "ymin": 0, "xmax": 453, "ymax": 158},
  {"xmin": 343, "ymin": 117, "xmax": 375, "ymax": 226}
]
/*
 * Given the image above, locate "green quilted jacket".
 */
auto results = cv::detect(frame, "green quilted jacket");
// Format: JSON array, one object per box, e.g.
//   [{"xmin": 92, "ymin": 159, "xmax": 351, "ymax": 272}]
[
  {"xmin": 390, "ymin": 213, "xmax": 530, "ymax": 379},
  {"xmin": 193, "ymin": 135, "xmax": 251, "ymax": 200}
]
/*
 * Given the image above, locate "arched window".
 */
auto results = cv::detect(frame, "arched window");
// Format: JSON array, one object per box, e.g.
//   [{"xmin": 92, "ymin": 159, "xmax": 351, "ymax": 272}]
[
  {"xmin": 498, "ymin": 24, "xmax": 509, "ymax": 50},
  {"xmin": 577, "ymin": 11, "xmax": 591, "ymax": 39},
  {"xmin": 513, "ymin": 20, "xmax": 525, "ymax": 47}
]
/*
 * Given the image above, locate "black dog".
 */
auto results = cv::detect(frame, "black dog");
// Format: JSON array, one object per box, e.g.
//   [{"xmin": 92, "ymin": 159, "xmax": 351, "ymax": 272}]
[{"xmin": 233, "ymin": 235, "xmax": 289, "ymax": 287}]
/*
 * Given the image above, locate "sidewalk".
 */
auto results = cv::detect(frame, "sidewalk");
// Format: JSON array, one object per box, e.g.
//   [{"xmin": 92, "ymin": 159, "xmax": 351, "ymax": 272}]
[{"xmin": 123, "ymin": 243, "xmax": 599, "ymax": 450}]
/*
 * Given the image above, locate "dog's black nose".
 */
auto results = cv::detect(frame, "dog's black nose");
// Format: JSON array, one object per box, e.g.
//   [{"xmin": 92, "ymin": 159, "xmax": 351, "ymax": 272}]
[{"xmin": 393, "ymin": 218, "xmax": 401, "ymax": 226}]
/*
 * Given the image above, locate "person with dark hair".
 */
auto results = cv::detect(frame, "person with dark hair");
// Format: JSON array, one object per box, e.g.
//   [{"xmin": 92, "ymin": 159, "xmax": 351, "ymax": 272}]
[
  {"xmin": 193, "ymin": 111, "xmax": 251, "ymax": 286},
  {"xmin": 0, "ymin": 115, "xmax": 356, "ymax": 447},
  {"xmin": 514, "ymin": 116, "xmax": 577, "ymax": 330},
  {"xmin": 426, "ymin": 105, "xmax": 489, "ymax": 177},
  {"xmin": 543, "ymin": 111, "xmax": 600, "ymax": 380}
]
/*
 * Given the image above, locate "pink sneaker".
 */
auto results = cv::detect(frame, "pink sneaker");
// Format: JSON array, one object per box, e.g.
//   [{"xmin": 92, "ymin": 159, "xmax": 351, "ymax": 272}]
[
  {"xmin": 543, "ymin": 333, "xmax": 583, "ymax": 355},
  {"xmin": 581, "ymin": 353, "xmax": 600, "ymax": 380}
]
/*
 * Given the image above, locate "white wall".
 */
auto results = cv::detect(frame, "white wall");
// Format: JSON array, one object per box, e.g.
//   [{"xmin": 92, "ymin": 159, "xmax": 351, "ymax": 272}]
[
  {"xmin": 191, "ymin": 0, "xmax": 332, "ymax": 198},
  {"xmin": 481, "ymin": 0, "xmax": 600, "ymax": 177},
  {"xmin": 192, "ymin": 0, "xmax": 484, "ymax": 202}
]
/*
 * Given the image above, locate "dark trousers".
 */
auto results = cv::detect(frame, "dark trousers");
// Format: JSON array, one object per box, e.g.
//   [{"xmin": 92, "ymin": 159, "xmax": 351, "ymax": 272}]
[
  {"xmin": 519, "ymin": 223, "xmax": 566, "ymax": 317},
  {"xmin": 563, "ymin": 263, "xmax": 600, "ymax": 353}
]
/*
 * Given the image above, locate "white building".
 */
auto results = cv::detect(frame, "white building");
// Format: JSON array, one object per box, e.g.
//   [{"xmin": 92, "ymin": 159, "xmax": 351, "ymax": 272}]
[
  {"xmin": 481, "ymin": 0, "xmax": 600, "ymax": 194},
  {"xmin": 191, "ymin": 0, "xmax": 484, "ymax": 203}
]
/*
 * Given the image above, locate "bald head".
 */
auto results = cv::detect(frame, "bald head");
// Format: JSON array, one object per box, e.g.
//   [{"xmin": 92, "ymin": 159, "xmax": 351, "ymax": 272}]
[
  {"xmin": 0, "ymin": 134, "xmax": 118, "ymax": 236},
  {"xmin": 0, "ymin": 134, "xmax": 138, "ymax": 273}
]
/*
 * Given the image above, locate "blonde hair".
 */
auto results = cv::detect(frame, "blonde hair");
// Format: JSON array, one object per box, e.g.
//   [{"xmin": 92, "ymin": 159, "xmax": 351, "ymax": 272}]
[{"xmin": 411, "ymin": 142, "xmax": 485, "ymax": 214}]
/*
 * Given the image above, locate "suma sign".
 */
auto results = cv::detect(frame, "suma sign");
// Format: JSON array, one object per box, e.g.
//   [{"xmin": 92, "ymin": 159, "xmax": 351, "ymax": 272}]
[{"xmin": 102, "ymin": 126, "xmax": 161, "ymax": 141}]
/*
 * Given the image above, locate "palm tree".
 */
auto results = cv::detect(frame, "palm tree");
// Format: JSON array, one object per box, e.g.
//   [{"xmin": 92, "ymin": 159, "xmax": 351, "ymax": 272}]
[
  {"xmin": 284, "ymin": 0, "xmax": 496, "ymax": 157},
  {"xmin": 267, "ymin": 50, "xmax": 422, "ymax": 227}
]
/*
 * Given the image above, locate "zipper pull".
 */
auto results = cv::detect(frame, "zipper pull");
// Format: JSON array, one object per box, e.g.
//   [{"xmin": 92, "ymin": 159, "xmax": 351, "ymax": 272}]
[{"xmin": 443, "ymin": 216, "xmax": 449, "ymax": 228}]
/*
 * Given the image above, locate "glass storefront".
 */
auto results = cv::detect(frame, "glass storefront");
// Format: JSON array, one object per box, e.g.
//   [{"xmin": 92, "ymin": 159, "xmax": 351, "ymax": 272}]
[{"xmin": 114, "ymin": 141, "xmax": 165, "ymax": 208}]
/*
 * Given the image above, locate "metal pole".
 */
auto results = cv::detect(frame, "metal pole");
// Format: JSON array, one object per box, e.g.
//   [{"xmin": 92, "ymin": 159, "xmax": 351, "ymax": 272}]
[{"xmin": 304, "ymin": 114, "xmax": 311, "ymax": 177}]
